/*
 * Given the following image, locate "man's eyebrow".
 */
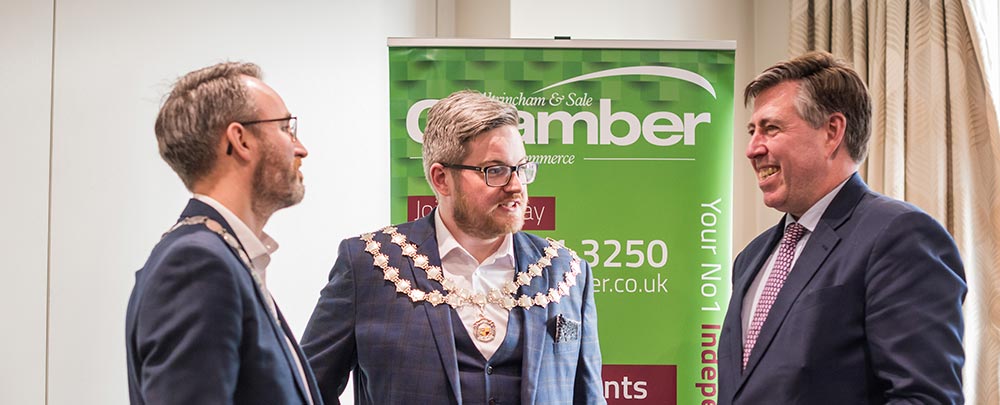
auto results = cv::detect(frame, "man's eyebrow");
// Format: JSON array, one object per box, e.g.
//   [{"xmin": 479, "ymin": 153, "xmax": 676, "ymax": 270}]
[
  {"xmin": 478, "ymin": 157, "xmax": 528, "ymax": 166},
  {"xmin": 749, "ymin": 117, "xmax": 781, "ymax": 129}
]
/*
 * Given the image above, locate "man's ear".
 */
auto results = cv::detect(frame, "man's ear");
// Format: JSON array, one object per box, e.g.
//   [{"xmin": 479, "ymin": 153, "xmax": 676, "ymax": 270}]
[
  {"xmin": 223, "ymin": 122, "xmax": 255, "ymax": 161},
  {"xmin": 429, "ymin": 163, "xmax": 453, "ymax": 197},
  {"xmin": 825, "ymin": 112, "xmax": 848, "ymax": 158}
]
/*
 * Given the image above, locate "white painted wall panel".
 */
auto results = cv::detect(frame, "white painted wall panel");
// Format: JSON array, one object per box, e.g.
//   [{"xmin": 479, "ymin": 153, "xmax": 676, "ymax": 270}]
[
  {"xmin": 47, "ymin": 1, "xmax": 432, "ymax": 403},
  {"xmin": 456, "ymin": 0, "xmax": 510, "ymax": 38},
  {"xmin": 0, "ymin": 0, "xmax": 53, "ymax": 404}
]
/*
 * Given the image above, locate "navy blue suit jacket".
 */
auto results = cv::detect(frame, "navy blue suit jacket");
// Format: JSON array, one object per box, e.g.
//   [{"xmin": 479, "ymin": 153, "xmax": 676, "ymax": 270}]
[
  {"xmin": 718, "ymin": 174, "xmax": 966, "ymax": 404},
  {"xmin": 300, "ymin": 213, "xmax": 605, "ymax": 404},
  {"xmin": 125, "ymin": 199, "xmax": 323, "ymax": 405}
]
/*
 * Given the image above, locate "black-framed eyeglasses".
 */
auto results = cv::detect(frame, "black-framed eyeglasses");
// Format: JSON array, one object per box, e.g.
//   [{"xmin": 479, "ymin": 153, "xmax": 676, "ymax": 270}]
[
  {"xmin": 441, "ymin": 161, "xmax": 538, "ymax": 187},
  {"xmin": 239, "ymin": 116, "xmax": 298, "ymax": 142}
]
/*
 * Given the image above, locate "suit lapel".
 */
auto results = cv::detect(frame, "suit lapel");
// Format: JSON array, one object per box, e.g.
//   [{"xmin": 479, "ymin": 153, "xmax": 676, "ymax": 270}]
[
  {"xmin": 732, "ymin": 224, "xmax": 783, "ymax": 315},
  {"xmin": 182, "ymin": 199, "xmax": 315, "ymax": 404},
  {"xmin": 728, "ymin": 222, "xmax": 782, "ymax": 390},
  {"xmin": 738, "ymin": 174, "xmax": 866, "ymax": 388},
  {"xmin": 739, "ymin": 222, "xmax": 840, "ymax": 380},
  {"xmin": 275, "ymin": 305, "xmax": 322, "ymax": 405},
  {"xmin": 513, "ymin": 232, "xmax": 548, "ymax": 405},
  {"xmin": 403, "ymin": 215, "xmax": 463, "ymax": 403}
]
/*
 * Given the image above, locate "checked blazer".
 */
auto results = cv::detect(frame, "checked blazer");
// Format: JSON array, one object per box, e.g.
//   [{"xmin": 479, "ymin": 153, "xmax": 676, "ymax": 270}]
[{"xmin": 300, "ymin": 213, "xmax": 605, "ymax": 404}]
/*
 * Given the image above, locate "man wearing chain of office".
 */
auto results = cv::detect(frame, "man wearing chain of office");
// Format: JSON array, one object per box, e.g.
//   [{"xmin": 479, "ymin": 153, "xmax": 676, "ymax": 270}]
[
  {"xmin": 301, "ymin": 90, "xmax": 605, "ymax": 405},
  {"xmin": 126, "ymin": 62, "xmax": 321, "ymax": 404}
]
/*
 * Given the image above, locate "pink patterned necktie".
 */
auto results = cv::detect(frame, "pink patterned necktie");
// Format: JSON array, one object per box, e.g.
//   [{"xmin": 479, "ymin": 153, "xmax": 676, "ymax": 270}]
[{"xmin": 743, "ymin": 222, "xmax": 806, "ymax": 370}]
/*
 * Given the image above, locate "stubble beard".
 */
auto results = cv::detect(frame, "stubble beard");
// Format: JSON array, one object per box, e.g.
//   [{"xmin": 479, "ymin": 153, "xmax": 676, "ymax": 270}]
[
  {"xmin": 251, "ymin": 139, "xmax": 304, "ymax": 220},
  {"xmin": 452, "ymin": 180, "xmax": 525, "ymax": 240}
]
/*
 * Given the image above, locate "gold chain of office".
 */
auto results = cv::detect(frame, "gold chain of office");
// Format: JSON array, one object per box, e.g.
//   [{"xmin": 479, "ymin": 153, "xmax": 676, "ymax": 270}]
[{"xmin": 360, "ymin": 226, "xmax": 582, "ymax": 311}]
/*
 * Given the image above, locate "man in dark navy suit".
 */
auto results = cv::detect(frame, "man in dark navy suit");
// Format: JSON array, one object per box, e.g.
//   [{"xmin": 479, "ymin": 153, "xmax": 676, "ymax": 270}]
[
  {"xmin": 126, "ymin": 62, "xmax": 322, "ymax": 405},
  {"xmin": 718, "ymin": 52, "xmax": 966, "ymax": 404}
]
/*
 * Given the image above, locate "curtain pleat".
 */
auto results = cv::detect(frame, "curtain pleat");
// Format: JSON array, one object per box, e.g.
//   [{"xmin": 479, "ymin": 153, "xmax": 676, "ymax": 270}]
[
  {"xmin": 906, "ymin": 1, "xmax": 949, "ymax": 218},
  {"xmin": 832, "ymin": 0, "xmax": 853, "ymax": 59},
  {"xmin": 884, "ymin": 0, "xmax": 908, "ymax": 198},
  {"xmin": 944, "ymin": 2, "xmax": 1000, "ymax": 401},
  {"xmin": 851, "ymin": 0, "xmax": 869, "ymax": 72},
  {"xmin": 790, "ymin": 0, "xmax": 815, "ymax": 56},
  {"xmin": 788, "ymin": 0, "xmax": 1000, "ymax": 403}
]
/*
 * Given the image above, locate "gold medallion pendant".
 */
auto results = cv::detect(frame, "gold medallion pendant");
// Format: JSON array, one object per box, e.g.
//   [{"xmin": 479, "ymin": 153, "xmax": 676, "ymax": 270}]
[{"xmin": 473, "ymin": 316, "xmax": 497, "ymax": 343}]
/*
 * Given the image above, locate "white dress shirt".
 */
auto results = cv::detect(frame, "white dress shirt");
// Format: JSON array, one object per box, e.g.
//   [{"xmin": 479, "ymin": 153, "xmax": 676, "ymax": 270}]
[
  {"xmin": 741, "ymin": 177, "xmax": 850, "ymax": 342},
  {"xmin": 435, "ymin": 210, "xmax": 516, "ymax": 360},
  {"xmin": 193, "ymin": 194, "xmax": 312, "ymax": 404}
]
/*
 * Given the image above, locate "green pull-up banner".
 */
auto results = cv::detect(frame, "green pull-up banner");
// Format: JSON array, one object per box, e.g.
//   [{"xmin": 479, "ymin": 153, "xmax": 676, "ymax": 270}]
[{"xmin": 388, "ymin": 38, "xmax": 735, "ymax": 404}]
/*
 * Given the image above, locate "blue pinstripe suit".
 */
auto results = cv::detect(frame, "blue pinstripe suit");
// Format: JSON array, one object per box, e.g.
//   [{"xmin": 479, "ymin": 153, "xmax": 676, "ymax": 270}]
[{"xmin": 301, "ymin": 213, "xmax": 605, "ymax": 404}]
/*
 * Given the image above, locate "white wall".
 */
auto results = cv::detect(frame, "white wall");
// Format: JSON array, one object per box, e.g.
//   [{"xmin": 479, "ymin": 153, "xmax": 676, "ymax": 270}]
[
  {"xmin": 2, "ymin": 0, "xmax": 789, "ymax": 403},
  {"xmin": 42, "ymin": 1, "xmax": 432, "ymax": 403},
  {"xmin": 509, "ymin": 0, "xmax": 790, "ymax": 250},
  {"xmin": 456, "ymin": 0, "xmax": 511, "ymax": 38},
  {"xmin": 0, "ymin": 1, "xmax": 53, "ymax": 404}
]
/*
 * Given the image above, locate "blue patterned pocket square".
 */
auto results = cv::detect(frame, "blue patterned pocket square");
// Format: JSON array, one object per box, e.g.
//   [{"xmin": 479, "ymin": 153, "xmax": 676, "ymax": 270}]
[{"xmin": 554, "ymin": 314, "xmax": 580, "ymax": 343}]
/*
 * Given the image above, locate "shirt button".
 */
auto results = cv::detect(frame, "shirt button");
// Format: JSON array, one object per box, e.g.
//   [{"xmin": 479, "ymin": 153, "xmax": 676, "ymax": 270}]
[{"xmin": 486, "ymin": 365, "xmax": 494, "ymax": 375}]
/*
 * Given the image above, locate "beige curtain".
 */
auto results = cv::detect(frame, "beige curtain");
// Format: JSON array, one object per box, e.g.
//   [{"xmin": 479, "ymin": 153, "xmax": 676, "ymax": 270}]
[{"xmin": 789, "ymin": 0, "xmax": 1000, "ymax": 403}]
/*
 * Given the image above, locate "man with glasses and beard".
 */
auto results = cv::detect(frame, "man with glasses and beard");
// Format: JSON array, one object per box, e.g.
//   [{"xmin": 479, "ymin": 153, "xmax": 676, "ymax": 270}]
[
  {"xmin": 301, "ymin": 90, "xmax": 605, "ymax": 404},
  {"xmin": 126, "ymin": 62, "xmax": 323, "ymax": 405}
]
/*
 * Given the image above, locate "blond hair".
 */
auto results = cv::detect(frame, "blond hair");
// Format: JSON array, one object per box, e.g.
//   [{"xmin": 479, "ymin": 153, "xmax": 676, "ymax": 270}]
[{"xmin": 421, "ymin": 90, "xmax": 519, "ymax": 190}]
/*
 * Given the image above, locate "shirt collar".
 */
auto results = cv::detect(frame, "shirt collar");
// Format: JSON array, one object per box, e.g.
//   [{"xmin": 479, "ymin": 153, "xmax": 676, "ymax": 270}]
[
  {"xmin": 785, "ymin": 176, "xmax": 851, "ymax": 232},
  {"xmin": 434, "ymin": 209, "xmax": 515, "ymax": 269},
  {"xmin": 192, "ymin": 194, "xmax": 278, "ymax": 271}
]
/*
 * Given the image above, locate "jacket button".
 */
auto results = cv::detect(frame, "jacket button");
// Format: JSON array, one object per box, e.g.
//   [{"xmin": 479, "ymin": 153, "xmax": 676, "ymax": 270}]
[{"xmin": 486, "ymin": 365, "xmax": 494, "ymax": 375}]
